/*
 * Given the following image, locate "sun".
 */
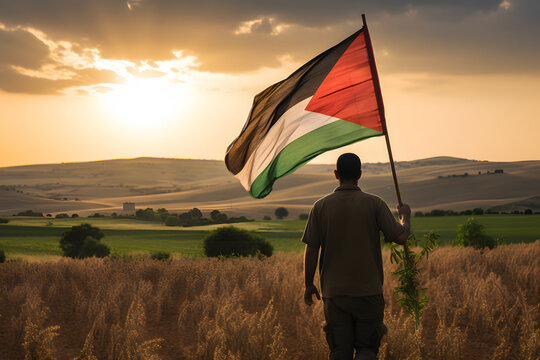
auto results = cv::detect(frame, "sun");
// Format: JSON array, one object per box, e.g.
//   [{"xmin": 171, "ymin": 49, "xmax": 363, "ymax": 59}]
[{"xmin": 101, "ymin": 78, "xmax": 190, "ymax": 130}]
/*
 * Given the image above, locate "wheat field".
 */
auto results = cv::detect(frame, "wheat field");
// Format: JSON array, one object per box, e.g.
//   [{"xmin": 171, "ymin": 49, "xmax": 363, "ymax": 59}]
[{"xmin": 0, "ymin": 243, "xmax": 538, "ymax": 360}]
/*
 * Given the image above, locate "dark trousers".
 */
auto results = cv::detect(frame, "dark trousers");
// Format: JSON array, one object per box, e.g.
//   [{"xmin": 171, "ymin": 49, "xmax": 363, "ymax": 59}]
[{"xmin": 323, "ymin": 295, "xmax": 386, "ymax": 360}]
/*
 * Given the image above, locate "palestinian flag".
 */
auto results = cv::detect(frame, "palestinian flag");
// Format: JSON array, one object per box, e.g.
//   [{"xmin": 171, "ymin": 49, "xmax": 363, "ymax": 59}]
[{"xmin": 225, "ymin": 24, "xmax": 387, "ymax": 198}]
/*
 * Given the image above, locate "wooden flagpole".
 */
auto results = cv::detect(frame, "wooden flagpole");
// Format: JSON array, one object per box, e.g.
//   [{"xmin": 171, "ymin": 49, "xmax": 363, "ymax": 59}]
[{"xmin": 361, "ymin": 14, "xmax": 403, "ymax": 206}]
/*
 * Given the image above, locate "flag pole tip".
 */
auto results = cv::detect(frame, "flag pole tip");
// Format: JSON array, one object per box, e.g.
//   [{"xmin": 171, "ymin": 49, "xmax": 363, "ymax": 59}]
[{"xmin": 361, "ymin": 14, "xmax": 367, "ymax": 27}]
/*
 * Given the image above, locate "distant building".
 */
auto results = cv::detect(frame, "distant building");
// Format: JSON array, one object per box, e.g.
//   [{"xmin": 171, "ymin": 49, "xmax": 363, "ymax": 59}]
[
  {"xmin": 494, "ymin": 169, "xmax": 504, "ymax": 174},
  {"xmin": 123, "ymin": 202, "xmax": 135, "ymax": 213}
]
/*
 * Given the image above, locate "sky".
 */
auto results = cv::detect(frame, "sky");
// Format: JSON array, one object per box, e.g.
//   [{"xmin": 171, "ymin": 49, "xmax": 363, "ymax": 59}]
[{"xmin": 0, "ymin": 0, "xmax": 539, "ymax": 167}]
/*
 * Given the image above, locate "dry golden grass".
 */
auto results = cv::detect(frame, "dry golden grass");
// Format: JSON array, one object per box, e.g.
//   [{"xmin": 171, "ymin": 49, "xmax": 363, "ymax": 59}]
[{"xmin": 0, "ymin": 242, "xmax": 538, "ymax": 360}]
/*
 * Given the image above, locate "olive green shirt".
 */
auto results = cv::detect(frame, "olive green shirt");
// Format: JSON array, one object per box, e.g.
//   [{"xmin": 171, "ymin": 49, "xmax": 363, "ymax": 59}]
[{"xmin": 301, "ymin": 184, "xmax": 405, "ymax": 298}]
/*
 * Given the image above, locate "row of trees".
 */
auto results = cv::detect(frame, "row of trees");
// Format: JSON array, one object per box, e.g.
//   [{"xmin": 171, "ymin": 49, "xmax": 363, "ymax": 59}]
[
  {"xmin": 415, "ymin": 208, "xmax": 536, "ymax": 217},
  {"xmin": 134, "ymin": 207, "xmax": 253, "ymax": 227}
]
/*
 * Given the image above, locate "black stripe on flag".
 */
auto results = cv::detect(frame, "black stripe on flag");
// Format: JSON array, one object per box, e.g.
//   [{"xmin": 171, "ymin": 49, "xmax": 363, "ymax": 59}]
[{"xmin": 225, "ymin": 29, "xmax": 363, "ymax": 175}]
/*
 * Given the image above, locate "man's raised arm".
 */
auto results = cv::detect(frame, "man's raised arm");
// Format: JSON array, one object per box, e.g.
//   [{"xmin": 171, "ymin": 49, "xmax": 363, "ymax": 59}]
[{"xmin": 394, "ymin": 204, "xmax": 411, "ymax": 245}]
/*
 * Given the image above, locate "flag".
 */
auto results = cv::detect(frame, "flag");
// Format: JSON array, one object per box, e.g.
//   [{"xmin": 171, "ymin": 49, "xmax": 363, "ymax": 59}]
[{"xmin": 225, "ymin": 25, "xmax": 386, "ymax": 198}]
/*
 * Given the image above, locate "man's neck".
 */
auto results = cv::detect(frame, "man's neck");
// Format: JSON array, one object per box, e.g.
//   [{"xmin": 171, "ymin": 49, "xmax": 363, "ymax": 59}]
[{"xmin": 339, "ymin": 181, "xmax": 358, "ymax": 187}]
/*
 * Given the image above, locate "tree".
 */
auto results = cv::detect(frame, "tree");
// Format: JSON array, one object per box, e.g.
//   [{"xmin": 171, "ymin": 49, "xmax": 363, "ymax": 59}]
[
  {"xmin": 59, "ymin": 223, "xmax": 109, "ymax": 258},
  {"xmin": 71, "ymin": 213, "xmax": 79, "ymax": 218},
  {"xmin": 429, "ymin": 209, "xmax": 445, "ymax": 217},
  {"xmin": 188, "ymin": 208, "xmax": 202, "ymax": 219},
  {"xmin": 298, "ymin": 213, "xmax": 309, "ymax": 220},
  {"xmin": 204, "ymin": 226, "xmax": 273, "ymax": 258},
  {"xmin": 55, "ymin": 213, "xmax": 69, "ymax": 219},
  {"xmin": 165, "ymin": 215, "xmax": 179, "ymax": 226},
  {"xmin": 274, "ymin": 207, "xmax": 289, "ymax": 220},
  {"xmin": 524, "ymin": 209, "xmax": 533, "ymax": 215},
  {"xmin": 136, "ymin": 208, "xmax": 157, "ymax": 221},
  {"xmin": 472, "ymin": 208, "xmax": 484, "ymax": 215},
  {"xmin": 211, "ymin": 210, "xmax": 228, "ymax": 223},
  {"xmin": 156, "ymin": 208, "xmax": 169, "ymax": 221},
  {"xmin": 263, "ymin": 216, "xmax": 271, "ymax": 220},
  {"xmin": 215, "ymin": 213, "xmax": 228, "ymax": 223},
  {"xmin": 210, "ymin": 210, "xmax": 221, "ymax": 221},
  {"xmin": 456, "ymin": 217, "xmax": 496, "ymax": 250}
]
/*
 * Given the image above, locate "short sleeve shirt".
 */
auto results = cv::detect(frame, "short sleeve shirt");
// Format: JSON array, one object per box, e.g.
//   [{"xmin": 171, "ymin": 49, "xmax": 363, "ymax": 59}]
[{"xmin": 301, "ymin": 185, "xmax": 404, "ymax": 298}]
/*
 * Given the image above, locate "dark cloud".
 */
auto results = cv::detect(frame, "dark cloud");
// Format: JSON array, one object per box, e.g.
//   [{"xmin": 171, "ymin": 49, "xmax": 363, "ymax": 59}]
[
  {"xmin": 0, "ymin": 27, "xmax": 49, "ymax": 68},
  {"xmin": 0, "ymin": 0, "xmax": 538, "ymax": 93},
  {"xmin": 0, "ymin": 65, "xmax": 120, "ymax": 95}
]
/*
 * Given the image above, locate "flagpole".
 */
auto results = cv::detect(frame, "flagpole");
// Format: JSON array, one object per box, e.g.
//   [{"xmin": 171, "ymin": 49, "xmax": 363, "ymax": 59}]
[{"xmin": 362, "ymin": 14, "xmax": 403, "ymax": 206}]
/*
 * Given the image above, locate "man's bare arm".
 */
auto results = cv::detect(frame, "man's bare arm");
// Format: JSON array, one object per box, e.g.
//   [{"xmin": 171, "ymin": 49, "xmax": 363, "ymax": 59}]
[
  {"xmin": 303, "ymin": 244, "xmax": 320, "ymax": 305},
  {"xmin": 394, "ymin": 204, "xmax": 411, "ymax": 245}
]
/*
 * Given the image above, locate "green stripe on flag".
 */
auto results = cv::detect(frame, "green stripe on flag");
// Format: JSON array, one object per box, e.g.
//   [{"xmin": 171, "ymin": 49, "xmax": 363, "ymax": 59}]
[{"xmin": 249, "ymin": 120, "xmax": 383, "ymax": 198}]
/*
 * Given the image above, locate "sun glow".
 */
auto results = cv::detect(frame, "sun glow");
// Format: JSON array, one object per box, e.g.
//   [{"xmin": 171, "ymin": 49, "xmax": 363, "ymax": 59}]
[{"xmin": 101, "ymin": 78, "xmax": 190, "ymax": 130}]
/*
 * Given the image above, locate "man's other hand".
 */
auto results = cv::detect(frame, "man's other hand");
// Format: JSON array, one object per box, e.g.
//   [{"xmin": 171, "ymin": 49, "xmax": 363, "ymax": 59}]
[
  {"xmin": 304, "ymin": 284, "xmax": 321, "ymax": 306},
  {"xmin": 397, "ymin": 203, "xmax": 411, "ymax": 219}
]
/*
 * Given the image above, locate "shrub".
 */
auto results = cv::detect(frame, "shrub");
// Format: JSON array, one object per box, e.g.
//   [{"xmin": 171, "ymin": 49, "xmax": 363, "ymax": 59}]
[
  {"xmin": 227, "ymin": 216, "xmax": 251, "ymax": 223},
  {"xmin": 298, "ymin": 213, "xmax": 309, "ymax": 220},
  {"xmin": 79, "ymin": 237, "xmax": 110, "ymax": 258},
  {"xmin": 456, "ymin": 217, "xmax": 496, "ymax": 250},
  {"xmin": 150, "ymin": 250, "xmax": 171, "ymax": 261},
  {"xmin": 0, "ymin": 217, "xmax": 9, "ymax": 224},
  {"xmin": 263, "ymin": 216, "xmax": 271, "ymax": 220},
  {"xmin": 17, "ymin": 210, "xmax": 43, "ymax": 217},
  {"xmin": 0, "ymin": 248, "xmax": 5, "ymax": 263},
  {"xmin": 524, "ymin": 209, "xmax": 533, "ymax": 215},
  {"xmin": 55, "ymin": 213, "xmax": 69, "ymax": 219},
  {"xmin": 414, "ymin": 211, "xmax": 423, "ymax": 217},
  {"xmin": 204, "ymin": 226, "xmax": 273, "ymax": 258},
  {"xmin": 88, "ymin": 213, "xmax": 105, "ymax": 218},
  {"xmin": 59, "ymin": 223, "xmax": 109, "ymax": 258},
  {"xmin": 274, "ymin": 207, "xmax": 288, "ymax": 220},
  {"xmin": 71, "ymin": 213, "xmax": 79, "ymax": 218}
]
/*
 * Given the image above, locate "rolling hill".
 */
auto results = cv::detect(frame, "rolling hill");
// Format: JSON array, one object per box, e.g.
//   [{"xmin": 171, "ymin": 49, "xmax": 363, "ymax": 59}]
[{"xmin": 0, "ymin": 156, "xmax": 538, "ymax": 218}]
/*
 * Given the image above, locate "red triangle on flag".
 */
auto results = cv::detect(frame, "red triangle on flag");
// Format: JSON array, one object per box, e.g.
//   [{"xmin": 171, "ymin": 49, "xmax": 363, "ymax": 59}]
[{"xmin": 305, "ymin": 30, "xmax": 383, "ymax": 132}]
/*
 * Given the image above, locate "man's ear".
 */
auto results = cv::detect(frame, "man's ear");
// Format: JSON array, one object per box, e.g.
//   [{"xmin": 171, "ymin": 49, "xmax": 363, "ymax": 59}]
[{"xmin": 334, "ymin": 170, "xmax": 340, "ymax": 180}]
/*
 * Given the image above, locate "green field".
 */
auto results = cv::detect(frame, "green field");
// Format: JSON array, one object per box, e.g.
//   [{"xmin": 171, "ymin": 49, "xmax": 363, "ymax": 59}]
[{"xmin": 0, "ymin": 215, "xmax": 538, "ymax": 259}]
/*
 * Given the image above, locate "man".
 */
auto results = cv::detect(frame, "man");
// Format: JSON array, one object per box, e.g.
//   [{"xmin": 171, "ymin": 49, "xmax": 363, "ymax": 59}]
[{"xmin": 301, "ymin": 153, "xmax": 411, "ymax": 360}]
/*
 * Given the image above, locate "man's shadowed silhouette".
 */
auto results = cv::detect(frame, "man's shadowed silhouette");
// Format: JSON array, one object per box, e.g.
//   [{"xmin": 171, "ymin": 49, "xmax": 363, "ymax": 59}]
[{"xmin": 302, "ymin": 153, "xmax": 411, "ymax": 360}]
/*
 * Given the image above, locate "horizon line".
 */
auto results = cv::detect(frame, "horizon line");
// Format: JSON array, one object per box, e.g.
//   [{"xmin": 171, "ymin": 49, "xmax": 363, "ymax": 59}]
[{"xmin": 2, "ymin": 155, "xmax": 539, "ymax": 170}]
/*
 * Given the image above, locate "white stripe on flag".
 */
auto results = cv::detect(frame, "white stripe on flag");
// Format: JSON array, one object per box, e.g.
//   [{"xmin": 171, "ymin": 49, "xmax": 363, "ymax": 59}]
[{"xmin": 235, "ymin": 97, "xmax": 339, "ymax": 190}]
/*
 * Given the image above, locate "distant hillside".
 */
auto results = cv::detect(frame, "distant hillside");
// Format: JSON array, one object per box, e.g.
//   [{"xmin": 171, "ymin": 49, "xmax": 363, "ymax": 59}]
[
  {"xmin": 0, "ymin": 156, "xmax": 538, "ymax": 218},
  {"xmin": 489, "ymin": 196, "xmax": 540, "ymax": 212}
]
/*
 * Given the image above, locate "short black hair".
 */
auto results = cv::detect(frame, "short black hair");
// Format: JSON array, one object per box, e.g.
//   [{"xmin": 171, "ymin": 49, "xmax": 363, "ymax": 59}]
[{"xmin": 336, "ymin": 153, "xmax": 362, "ymax": 181}]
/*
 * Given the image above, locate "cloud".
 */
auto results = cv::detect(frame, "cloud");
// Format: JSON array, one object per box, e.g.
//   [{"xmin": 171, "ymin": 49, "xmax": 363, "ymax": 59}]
[
  {"xmin": 0, "ymin": 25, "xmax": 49, "ymax": 68},
  {"xmin": 0, "ymin": 0, "xmax": 538, "ymax": 94},
  {"xmin": 234, "ymin": 17, "xmax": 290, "ymax": 36}
]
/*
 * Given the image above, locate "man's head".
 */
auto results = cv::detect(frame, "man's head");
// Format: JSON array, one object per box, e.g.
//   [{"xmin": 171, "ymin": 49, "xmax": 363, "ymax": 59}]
[{"xmin": 334, "ymin": 153, "xmax": 362, "ymax": 184}]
